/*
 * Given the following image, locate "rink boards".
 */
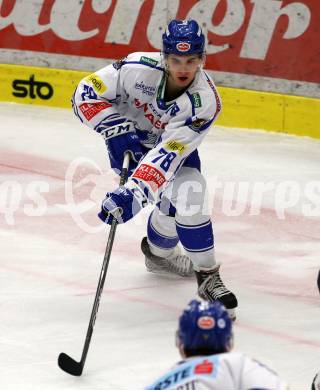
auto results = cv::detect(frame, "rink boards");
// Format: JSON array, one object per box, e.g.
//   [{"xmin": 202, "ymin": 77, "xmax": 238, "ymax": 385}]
[{"xmin": 0, "ymin": 63, "xmax": 319, "ymax": 140}]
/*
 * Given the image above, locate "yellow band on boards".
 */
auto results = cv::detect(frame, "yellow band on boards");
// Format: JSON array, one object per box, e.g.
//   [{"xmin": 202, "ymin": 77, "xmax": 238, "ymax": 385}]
[
  {"xmin": 0, "ymin": 63, "xmax": 319, "ymax": 139},
  {"xmin": 217, "ymin": 86, "xmax": 320, "ymax": 139}
]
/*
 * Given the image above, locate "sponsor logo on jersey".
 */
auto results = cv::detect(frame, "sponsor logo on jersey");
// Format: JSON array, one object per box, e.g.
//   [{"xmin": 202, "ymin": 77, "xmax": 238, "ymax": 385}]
[
  {"xmin": 140, "ymin": 56, "xmax": 158, "ymax": 67},
  {"xmin": 165, "ymin": 140, "xmax": 186, "ymax": 155},
  {"xmin": 135, "ymin": 81, "xmax": 156, "ymax": 96},
  {"xmin": 134, "ymin": 98, "xmax": 167, "ymax": 129},
  {"xmin": 192, "ymin": 92, "xmax": 202, "ymax": 108},
  {"xmin": 197, "ymin": 316, "xmax": 215, "ymax": 330},
  {"xmin": 133, "ymin": 164, "xmax": 165, "ymax": 190},
  {"xmin": 85, "ymin": 73, "xmax": 107, "ymax": 94},
  {"xmin": 176, "ymin": 42, "xmax": 191, "ymax": 52},
  {"xmin": 12, "ymin": 75, "xmax": 53, "ymax": 100},
  {"xmin": 194, "ymin": 359, "xmax": 214, "ymax": 375},
  {"xmin": 147, "ymin": 367, "xmax": 191, "ymax": 389},
  {"xmin": 79, "ymin": 101, "xmax": 112, "ymax": 121}
]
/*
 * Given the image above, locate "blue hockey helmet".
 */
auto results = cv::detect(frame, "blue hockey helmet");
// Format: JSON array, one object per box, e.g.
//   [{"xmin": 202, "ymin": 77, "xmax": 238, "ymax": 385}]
[
  {"xmin": 177, "ymin": 300, "xmax": 232, "ymax": 357},
  {"xmin": 162, "ymin": 19, "xmax": 205, "ymax": 56}
]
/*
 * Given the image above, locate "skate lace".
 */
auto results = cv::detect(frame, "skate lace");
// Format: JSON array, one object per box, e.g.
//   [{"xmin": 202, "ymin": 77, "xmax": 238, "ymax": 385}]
[
  {"xmin": 168, "ymin": 254, "xmax": 193, "ymax": 276},
  {"xmin": 204, "ymin": 271, "xmax": 230, "ymax": 298}
]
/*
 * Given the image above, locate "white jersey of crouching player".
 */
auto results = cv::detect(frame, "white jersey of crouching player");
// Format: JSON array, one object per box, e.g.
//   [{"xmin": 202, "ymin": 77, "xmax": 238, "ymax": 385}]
[
  {"xmin": 145, "ymin": 300, "xmax": 292, "ymax": 390},
  {"xmin": 72, "ymin": 19, "xmax": 237, "ymax": 317},
  {"xmin": 146, "ymin": 353, "xmax": 290, "ymax": 390}
]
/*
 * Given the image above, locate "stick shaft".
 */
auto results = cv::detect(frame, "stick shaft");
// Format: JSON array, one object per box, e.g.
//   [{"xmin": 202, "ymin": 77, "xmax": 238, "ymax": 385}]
[{"xmin": 79, "ymin": 152, "xmax": 130, "ymax": 368}]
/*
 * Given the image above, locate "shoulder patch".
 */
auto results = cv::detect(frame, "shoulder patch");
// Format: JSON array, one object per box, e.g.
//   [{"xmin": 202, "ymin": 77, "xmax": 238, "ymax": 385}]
[
  {"xmin": 192, "ymin": 119, "xmax": 206, "ymax": 128},
  {"xmin": 85, "ymin": 73, "xmax": 107, "ymax": 94},
  {"xmin": 192, "ymin": 92, "xmax": 202, "ymax": 108},
  {"xmin": 188, "ymin": 118, "xmax": 212, "ymax": 133},
  {"xmin": 140, "ymin": 56, "xmax": 158, "ymax": 67},
  {"xmin": 165, "ymin": 140, "xmax": 186, "ymax": 155}
]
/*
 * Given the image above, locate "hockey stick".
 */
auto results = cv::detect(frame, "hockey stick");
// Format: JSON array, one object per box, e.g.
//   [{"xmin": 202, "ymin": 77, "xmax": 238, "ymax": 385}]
[{"xmin": 58, "ymin": 152, "xmax": 130, "ymax": 376}]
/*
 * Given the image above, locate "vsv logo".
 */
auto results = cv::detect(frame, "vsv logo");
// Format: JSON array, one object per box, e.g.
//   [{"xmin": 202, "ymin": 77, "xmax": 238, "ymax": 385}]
[{"xmin": 12, "ymin": 75, "xmax": 54, "ymax": 100}]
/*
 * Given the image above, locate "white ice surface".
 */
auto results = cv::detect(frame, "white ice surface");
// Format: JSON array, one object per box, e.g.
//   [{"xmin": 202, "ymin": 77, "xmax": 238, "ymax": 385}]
[{"xmin": 0, "ymin": 103, "xmax": 319, "ymax": 390}]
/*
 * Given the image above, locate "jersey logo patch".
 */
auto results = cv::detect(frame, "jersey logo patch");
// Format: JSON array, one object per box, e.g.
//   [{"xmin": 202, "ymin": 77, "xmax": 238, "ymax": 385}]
[
  {"xmin": 192, "ymin": 92, "xmax": 202, "ymax": 108},
  {"xmin": 194, "ymin": 360, "xmax": 214, "ymax": 375},
  {"xmin": 188, "ymin": 118, "xmax": 207, "ymax": 133},
  {"xmin": 140, "ymin": 56, "xmax": 158, "ymax": 67},
  {"xmin": 165, "ymin": 140, "xmax": 186, "ymax": 155},
  {"xmin": 85, "ymin": 73, "xmax": 107, "ymax": 94},
  {"xmin": 133, "ymin": 164, "xmax": 165, "ymax": 191},
  {"xmin": 79, "ymin": 102, "xmax": 112, "ymax": 121}
]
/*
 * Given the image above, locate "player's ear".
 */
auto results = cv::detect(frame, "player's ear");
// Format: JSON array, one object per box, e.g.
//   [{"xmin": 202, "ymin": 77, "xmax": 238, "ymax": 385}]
[
  {"xmin": 200, "ymin": 54, "xmax": 206, "ymax": 68},
  {"xmin": 179, "ymin": 344, "xmax": 187, "ymax": 359},
  {"xmin": 226, "ymin": 332, "xmax": 234, "ymax": 352}
]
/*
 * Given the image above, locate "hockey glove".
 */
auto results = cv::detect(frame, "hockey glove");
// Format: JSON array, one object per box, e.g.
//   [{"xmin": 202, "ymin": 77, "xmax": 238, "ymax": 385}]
[
  {"xmin": 107, "ymin": 132, "xmax": 144, "ymax": 175},
  {"xmin": 98, "ymin": 184, "xmax": 148, "ymax": 225}
]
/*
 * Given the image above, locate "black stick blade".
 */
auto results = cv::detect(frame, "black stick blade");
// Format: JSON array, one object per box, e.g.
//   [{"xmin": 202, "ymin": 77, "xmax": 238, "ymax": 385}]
[{"xmin": 58, "ymin": 352, "xmax": 83, "ymax": 376}]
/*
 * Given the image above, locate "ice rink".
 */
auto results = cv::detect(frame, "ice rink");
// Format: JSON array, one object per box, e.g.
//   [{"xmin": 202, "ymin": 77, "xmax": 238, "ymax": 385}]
[{"xmin": 0, "ymin": 102, "xmax": 319, "ymax": 390}]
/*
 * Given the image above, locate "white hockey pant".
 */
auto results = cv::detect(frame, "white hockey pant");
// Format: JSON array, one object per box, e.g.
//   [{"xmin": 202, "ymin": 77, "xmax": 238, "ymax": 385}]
[{"xmin": 147, "ymin": 167, "xmax": 216, "ymax": 271}]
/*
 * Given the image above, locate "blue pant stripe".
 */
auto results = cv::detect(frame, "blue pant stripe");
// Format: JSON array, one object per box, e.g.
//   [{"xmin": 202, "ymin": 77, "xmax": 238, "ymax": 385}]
[
  {"xmin": 176, "ymin": 220, "xmax": 214, "ymax": 252},
  {"xmin": 184, "ymin": 245, "xmax": 214, "ymax": 253},
  {"xmin": 147, "ymin": 213, "xmax": 179, "ymax": 249},
  {"xmin": 176, "ymin": 220, "xmax": 211, "ymax": 229}
]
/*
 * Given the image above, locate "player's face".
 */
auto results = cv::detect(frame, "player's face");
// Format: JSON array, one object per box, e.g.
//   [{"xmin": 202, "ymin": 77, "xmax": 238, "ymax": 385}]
[{"xmin": 166, "ymin": 54, "xmax": 204, "ymax": 88}]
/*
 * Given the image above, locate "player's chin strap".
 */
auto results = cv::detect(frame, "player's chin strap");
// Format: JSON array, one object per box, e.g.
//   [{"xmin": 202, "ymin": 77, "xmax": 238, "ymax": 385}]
[{"xmin": 58, "ymin": 152, "xmax": 130, "ymax": 377}]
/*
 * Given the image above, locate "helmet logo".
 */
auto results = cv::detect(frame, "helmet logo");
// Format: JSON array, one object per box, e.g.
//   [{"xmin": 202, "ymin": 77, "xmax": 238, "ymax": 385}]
[
  {"xmin": 176, "ymin": 42, "xmax": 191, "ymax": 52},
  {"xmin": 197, "ymin": 316, "xmax": 215, "ymax": 329},
  {"xmin": 217, "ymin": 318, "xmax": 226, "ymax": 329}
]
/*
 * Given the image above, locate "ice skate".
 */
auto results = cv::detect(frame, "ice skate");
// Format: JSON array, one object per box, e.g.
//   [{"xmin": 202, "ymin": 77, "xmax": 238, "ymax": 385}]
[
  {"xmin": 195, "ymin": 265, "xmax": 238, "ymax": 320},
  {"xmin": 141, "ymin": 237, "xmax": 194, "ymax": 277}
]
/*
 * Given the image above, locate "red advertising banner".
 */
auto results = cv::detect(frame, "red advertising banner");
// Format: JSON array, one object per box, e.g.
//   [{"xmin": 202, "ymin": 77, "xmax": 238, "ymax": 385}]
[{"xmin": 0, "ymin": 0, "xmax": 319, "ymax": 84}]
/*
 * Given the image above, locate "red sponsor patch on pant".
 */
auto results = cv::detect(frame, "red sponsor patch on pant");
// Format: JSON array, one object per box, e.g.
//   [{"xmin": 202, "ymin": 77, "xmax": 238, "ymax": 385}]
[
  {"xmin": 133, "ymin": 164, "xmax": 165, "ymax": 191},
  {"xmin": 79, "ymin": 101, "xmax": 112, "ymax": 121}
]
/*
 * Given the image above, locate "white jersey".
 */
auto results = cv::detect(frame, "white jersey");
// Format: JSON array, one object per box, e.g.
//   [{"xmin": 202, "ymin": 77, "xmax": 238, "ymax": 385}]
[
  {"xmin": 72, "ymin": 52, "xmax": 221, "ymax": 200},
  {"xmin": 145, "ymin": 352, "xmax": 291, "ymax": 390}
]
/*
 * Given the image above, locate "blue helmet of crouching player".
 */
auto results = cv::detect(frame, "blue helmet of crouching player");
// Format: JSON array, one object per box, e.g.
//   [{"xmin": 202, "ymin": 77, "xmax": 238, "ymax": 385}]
[
  {"xmin": 162, "ymin": 19, "xmax": 205, "ymax": 56},
  {"xmin": 176, "ymin": 300, "xmax": 233, "ymax": 357}
]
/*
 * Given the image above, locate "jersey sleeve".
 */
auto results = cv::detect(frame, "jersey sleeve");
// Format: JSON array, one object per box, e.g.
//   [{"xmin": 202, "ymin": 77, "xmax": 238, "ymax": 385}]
[
  {"xmin": 71, "ymin": 59, "xmax": 136, "ymax": 138},
  {"xmin": 129, "ymin": 89, "xmax": 221, "ymax": 201}
]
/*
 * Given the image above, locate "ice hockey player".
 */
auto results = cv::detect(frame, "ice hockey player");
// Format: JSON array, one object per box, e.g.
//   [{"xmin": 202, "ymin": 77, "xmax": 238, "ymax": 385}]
[
  {"xmin": 145, "ymin": 299, "xmax": 291, "ymax": 390},
  {"xmin": 72, "ymin": 19, "xmax": 237, "ymax": 318}
]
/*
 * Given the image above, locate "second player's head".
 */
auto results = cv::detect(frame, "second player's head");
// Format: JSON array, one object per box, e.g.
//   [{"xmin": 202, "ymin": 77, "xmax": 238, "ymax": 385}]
[
  {"xmin": 162, "ymin": 19, "xmax": 205, "ymax": 89},
  {"xmin": 176, "ymin": 300, "xmax": 233, "ymax": 358}
]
